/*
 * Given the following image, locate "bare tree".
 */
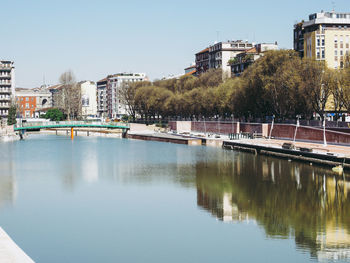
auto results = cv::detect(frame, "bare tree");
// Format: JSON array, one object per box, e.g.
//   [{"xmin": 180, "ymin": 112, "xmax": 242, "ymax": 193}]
[{"xmin": 59, "ymin": 71, "xmax": 81, "ymax": 120}]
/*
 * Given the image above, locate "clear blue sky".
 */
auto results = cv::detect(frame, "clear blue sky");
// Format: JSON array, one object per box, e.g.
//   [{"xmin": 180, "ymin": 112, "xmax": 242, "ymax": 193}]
[{"xmin": 1, "ymin": 0, "xmax": 349, "ymax": 88}]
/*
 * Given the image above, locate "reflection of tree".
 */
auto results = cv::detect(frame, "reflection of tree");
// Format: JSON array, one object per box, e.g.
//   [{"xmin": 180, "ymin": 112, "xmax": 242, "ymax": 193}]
[{"xmin": 196, "ymin": 154, "xmax": 350, "ymax": 260}]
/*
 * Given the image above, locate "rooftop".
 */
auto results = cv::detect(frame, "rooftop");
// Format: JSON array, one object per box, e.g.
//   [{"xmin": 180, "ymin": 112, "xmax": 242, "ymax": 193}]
[{"xmin": 302, "ymin": 11, "xmax": 350, "ymax": 27}]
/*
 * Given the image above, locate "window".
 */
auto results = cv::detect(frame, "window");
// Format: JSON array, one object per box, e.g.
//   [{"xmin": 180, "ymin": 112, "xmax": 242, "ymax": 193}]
[
  {"xmin": 316, "ymin": 48, "xmax": 320, "ymax": 59},
  {"xmin": 26, "ymin": 97, "xmax": 29, "ymax": 101},
  {"xmin": 25, "ymin": 103, "xmax": 29, "ymax": 109}
]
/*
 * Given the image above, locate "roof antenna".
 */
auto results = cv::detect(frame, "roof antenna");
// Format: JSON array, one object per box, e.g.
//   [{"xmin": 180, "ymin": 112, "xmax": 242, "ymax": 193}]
[{"xmin": 332, "ymin": 1, "xmax": 336, "ymax": 12}]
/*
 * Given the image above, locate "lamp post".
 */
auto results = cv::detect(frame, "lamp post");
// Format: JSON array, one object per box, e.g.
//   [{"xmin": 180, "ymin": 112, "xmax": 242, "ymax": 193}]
[
  {"xmin": 203, "ymin": 116, "xmax": 207, "ymax": 137},
  {"xmin": 323, "ymin": 114, "xmax": 327, "ymax": 147},
  {"xmin": 232, "ymin": 114, "xmax": 234, "ymax": 134},
  {"xmin": 268, "ymin": 115, "xmax": 275, "ymax": 140},
  {"xmin": 293, "ymin": 115, "xmax": 301, "ymax": 143}
]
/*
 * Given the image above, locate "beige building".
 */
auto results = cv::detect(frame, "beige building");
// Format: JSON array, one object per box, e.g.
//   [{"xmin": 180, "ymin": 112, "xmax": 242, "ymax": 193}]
[
  {"xmin": 78, "ymin": 81, "xmax": 97, "ymax": 117},
  {"xmin": 294, "ymin": 11, "xmax": 350, "ymax": 69}
]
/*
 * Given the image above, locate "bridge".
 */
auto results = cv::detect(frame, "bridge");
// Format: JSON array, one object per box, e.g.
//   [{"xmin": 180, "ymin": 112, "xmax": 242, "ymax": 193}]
[
  {"xmin": 14, "ymin": 121, "xmax": 130, "ymax": 139},
  {"xmin": 14, "ymin": 121, "xmax": 129, "ymax": 131}
]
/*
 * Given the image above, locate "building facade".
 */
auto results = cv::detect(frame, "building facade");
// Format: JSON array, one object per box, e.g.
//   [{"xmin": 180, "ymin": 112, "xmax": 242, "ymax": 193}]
[
  {"xmin": 97, "ymin": 73, "xmax": 147, "ymax": 118},
  {"xmin": 97, "ymin": 78, "xmax": 108, "ymax": 117},
  {"xmin": 294, "ymin": 11, "xmax": 350, "ymax": 69},
  {"xmin": 208, "ymin": 40, "xmax": 254, "ymax": 77},
  {"xmin": 230, "ymin": 43, "xmax": 279, "ymax": 76},
  {"xmin": 195, "ymin": 48, "xmax": 209, "ymax": 75},
  {"xmin": 0, "ymin": 61, "xmax": 15, "ymax": 118},
  {"xmin": 15, "ymin": 88, "xmax": 52, "ymax": 118},
  {"xmin": 184, "ymin": 64, "xmax": 196, "ymax": 76},
  {"xmin": 78, "ymin": 81, "xmax": 97, "ymax": 117}
]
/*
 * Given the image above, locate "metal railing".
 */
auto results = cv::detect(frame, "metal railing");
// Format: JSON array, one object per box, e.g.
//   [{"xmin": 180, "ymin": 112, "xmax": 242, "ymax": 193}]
[{"xmin": 15, "ymin": 121, "xmax": 130, "ymax": 129}]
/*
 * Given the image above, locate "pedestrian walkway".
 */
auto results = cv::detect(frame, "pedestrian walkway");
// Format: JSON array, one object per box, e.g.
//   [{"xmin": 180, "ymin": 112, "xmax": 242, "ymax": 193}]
[
  {"xmin": 0, "ymin": 227, "xmax": 34, "ymax": 263},
  {"xmin": 249, "ymin": 138, "xmax": 350, "ymax": 157}
]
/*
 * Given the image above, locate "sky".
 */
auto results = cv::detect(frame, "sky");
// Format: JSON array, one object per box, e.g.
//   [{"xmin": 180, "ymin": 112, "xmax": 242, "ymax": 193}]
[{"xmin": 1, "ymin": 0, "xmax": 349, "ymax": 88}]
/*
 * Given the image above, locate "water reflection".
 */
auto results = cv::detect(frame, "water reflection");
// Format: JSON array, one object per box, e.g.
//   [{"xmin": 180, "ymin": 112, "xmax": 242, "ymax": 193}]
[
  {"xmin": 196, "ymin": 154, "xmax": 350, "ymax": 261},
  {"xmin": 1, "ymin": 135, "xmax": 350, "ymax": 262},
  {"xmin": 0, "ymin": 143, "xmax": 17, "ymax": 207}
]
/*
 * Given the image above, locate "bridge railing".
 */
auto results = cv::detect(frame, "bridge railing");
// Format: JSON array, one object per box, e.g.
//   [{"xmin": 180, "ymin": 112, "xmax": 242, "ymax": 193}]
[{"xmin": 14, "ymin": 121, "xmax": 130, "ymax": 128}]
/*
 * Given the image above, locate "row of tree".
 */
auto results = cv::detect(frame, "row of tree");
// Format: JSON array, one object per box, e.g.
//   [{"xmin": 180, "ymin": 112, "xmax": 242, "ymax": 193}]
[{"xmin": 120, "ymin": 50, "xmax": 350, "ymax": 121}]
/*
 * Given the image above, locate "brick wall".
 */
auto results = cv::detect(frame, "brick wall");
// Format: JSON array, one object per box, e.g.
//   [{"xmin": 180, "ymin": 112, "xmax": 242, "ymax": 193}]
[
  {"xmin": 191, "ymin": 121, "xmax": 237, "ymax": 134},
  {"xmin": 270, "ymin": 124, "xmax": 350, "ymax": 144}
]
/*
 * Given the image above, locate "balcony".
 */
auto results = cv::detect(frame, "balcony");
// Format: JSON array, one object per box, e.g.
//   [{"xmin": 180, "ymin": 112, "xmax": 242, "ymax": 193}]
[
  {"xmin": 0, "ymin": 104, "xmax": 9, "ymax": 109},
  {"xmin": 0, "ymin": 88, "xmax": 11, "ymax": 93},
  {"xmin": 0, "ymin": 97, "xmax": 10, "ymax": 101}
]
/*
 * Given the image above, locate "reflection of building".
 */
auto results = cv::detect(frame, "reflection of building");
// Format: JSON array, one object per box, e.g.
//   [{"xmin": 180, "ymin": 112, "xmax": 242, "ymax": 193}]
[
  {"xmin": 294, "ymin": 11, "xmax": 350, "ymax": 69},
  {"xmin": 0, "ymin": 61, "xmax": 15, "ymax": 118},
  {"xmin": 197, "ymin": 188, "xmax": 249, "ymax": 223},
  {"xmin": 15, "ymin": 87, "xmax": 52, "ymax": 118},
  {"xmin": 0, "ymin": 175, "xmax": 17, "ymax": 207}
]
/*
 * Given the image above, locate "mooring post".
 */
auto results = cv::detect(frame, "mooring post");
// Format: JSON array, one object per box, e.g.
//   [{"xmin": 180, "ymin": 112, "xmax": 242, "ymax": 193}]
[
  {"xmin": 56, "ymin": 130, "xmax": 58, "ymax": 136},
  {"xmin": 71, "ymin": 127, "xmax": 74, "ymax": 140},
  {"xmin": 87, "ymin": 131, "xmax": 89, "ymax": 136}
]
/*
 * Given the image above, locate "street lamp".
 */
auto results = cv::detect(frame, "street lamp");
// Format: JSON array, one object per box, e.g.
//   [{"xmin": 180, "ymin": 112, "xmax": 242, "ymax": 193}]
[
  {"xmin": 293, "ymin": 115, "xmax": 301, "ymax": 143},
  {"xmin": 268, "ymin": 115, "xmax": 275, "ymax": 140},
  {"xmin": 323, "ymin": 113, "xmax": 327, "ymax": 147}
]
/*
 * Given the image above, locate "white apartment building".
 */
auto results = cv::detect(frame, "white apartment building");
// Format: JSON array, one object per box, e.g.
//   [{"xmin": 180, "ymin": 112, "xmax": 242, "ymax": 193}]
[
  {"xmin": 97, "ymin": 78, "xmax": 108, "ymax": 118},
  {"xmin": 78, "ymin": 81, "xmax": 97, "ymax": 118},
  {"xmin": 97, "ymin": 73, "xmax": 147, "ymax": 118},
  {"xmin": 209, "ymin": 40, "xmax": 254, "ymax": 77},
  {"xmin": 0, "ymin": 61, "xmax": 15, "ymax": 118}
]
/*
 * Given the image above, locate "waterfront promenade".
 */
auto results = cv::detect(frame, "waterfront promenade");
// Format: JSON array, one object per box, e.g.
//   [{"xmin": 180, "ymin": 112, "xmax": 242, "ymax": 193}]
[
  {"xmin": 0, "ymin": 228, "xmax": 34, "ymax": 263},
  {"xmin": 229, "ymin": 138, "xmax": 350, "ymax": 157}
]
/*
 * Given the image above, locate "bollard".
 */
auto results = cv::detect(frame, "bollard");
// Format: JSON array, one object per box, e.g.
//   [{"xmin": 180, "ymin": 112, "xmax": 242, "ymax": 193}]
[{"xmin": 71, "ymin": 127, "xmax": 74, "ymax": 140}]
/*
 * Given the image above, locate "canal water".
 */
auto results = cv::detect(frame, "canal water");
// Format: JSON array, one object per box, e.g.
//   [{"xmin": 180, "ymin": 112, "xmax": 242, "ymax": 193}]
[{"xmin": 0, "ymin": 135, "xmax": 350, "ymax": 263}]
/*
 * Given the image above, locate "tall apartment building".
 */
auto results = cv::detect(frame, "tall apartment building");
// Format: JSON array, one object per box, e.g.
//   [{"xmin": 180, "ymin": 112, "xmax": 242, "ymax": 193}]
[
  {"xmin": 97, "ymin": 78, "xmax": 108, "ymax": 117},
  {"xmin": 195, "ymin": 48, "xmax": 209, "ymax": 75},
  {"xmin": 0, "ymin": 61, "xmax": 15, "ymax": 118},
  {"xmin": 209, "ymin": 40, "xmax": 254, "ymax": 77},
  {"xmin": 231, "ymin": 43, "xmax": 279, "ymax": 76},
  {"xmin": 294, "ymin": 11, "xmax": 350, "ymax": 69},
  {"xmin": 97, "ymin": 73, "xmax": 147, "ymax": 118}
]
